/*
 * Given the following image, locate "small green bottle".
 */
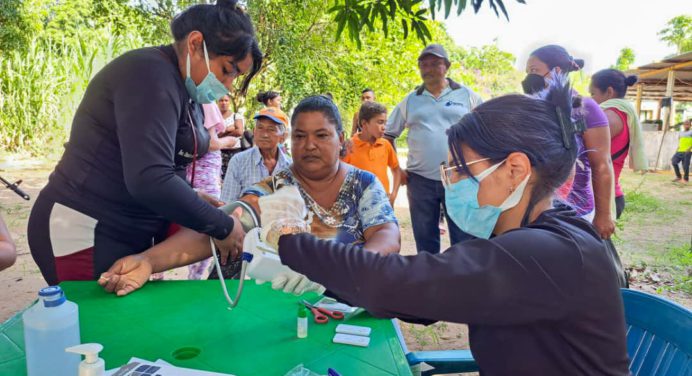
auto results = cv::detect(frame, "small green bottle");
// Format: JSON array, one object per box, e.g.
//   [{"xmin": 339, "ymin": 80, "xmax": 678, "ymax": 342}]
[{"xmin": 297, "ymin": 306, "xmax": 308, "ymax": 338}]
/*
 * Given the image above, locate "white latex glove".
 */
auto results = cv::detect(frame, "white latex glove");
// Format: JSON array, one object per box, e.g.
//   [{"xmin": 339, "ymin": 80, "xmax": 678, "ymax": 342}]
[
  {"xmin": 258, "ymin": 186, "xmax": 309, "ymax": 244},
  {"xmin": 271, "ymin": 272, "xmax": 326, "ymax": 296}
]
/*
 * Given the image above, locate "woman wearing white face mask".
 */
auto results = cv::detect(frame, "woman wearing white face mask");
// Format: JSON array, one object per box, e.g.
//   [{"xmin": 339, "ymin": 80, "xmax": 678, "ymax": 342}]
[
  {"xmin": 273, "ymin": 77, "xmax": 630, "ymax": 375},
  {"xmin": 27, "ymin": 0, "xmax": 262, "ymax": 285}
]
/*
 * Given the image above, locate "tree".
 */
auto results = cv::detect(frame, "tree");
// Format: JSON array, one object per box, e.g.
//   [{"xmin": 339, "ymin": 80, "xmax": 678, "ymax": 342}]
[
  {"xmin": 658, "ymin": 15, "xmax": 692, "ymax": 54},
  {"xmin": 329, "ymin": 0, "xmax": 526, "ymax": 46},
  {"xmin": 613, "ymin": 47, "xmax": 635, "ymax": 71}
]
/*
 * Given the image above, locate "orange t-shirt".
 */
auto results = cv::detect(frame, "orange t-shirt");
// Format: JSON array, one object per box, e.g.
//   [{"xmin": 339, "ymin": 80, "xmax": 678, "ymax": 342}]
[{"xmin": 342, "ymin": 136, "xmax": 399, "ymax": 192}]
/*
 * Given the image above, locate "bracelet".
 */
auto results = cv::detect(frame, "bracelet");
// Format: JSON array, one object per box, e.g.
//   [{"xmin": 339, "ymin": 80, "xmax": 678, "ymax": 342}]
[{"xmin": 265, "ymin": 219, "xmax": 309, "ymax": 248}]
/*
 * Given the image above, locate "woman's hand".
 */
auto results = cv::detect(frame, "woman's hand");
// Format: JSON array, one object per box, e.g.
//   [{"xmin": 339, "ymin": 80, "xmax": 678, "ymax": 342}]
[
  {"xmin": 592, "ymin": 213, "xmax": 615, "ymax": 239},
  {"xmin": 212, "ymin": 215, "xmax": 245, "ymax": 265},
  {"xmin": 98, "ymin": 254, "xmax": 153, "ymax": 296}
]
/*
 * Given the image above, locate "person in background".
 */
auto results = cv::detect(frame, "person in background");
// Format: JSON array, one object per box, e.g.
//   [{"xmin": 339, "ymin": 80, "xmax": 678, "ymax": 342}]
[
  {"xmin": 98, "ymin": 95, "xmax": 400, "ymax": 295},
  {"xmin": 350, "ymin": 88, "xmax": 376, "ymax": 136},
  {"xmin": 671, "ymin": 119, "xmax": 691, "ymax": 184},
  {"xmin": 257, "ymin": 91, "xmax": 289, "ymax": 154},
  {"xmin": 275, "ymin": 80, "xmax": 630, "ymax": 376},
  {"xmin": 0, "ymin": 215, "xmax": 16, "ymax": 271},
  {"xmin": 343, "ymin": 101, "xmax": 401, "ymax": 206},
  {"xmin": 183, "ymin": 103, "xmax": 240, "ymax": 279},
  {"xmin": 220, "ymin": 108, "xmax": 292, "ymax": 203},
  {"xmin": 589, "ymin": 69, "xmax": 648, "ymax": 218},
  {"xmin": 523, "ymin": 45, "xmax": 615, "ymax": 239},
  {"xmin": 257, "ymin": 90, "xmax": 282, "ymax": 110},
  {"xmin": 385, "ymin": 43, "xmax": 482, "ymax": 254},
  {"xmin": 217, "ymin": 94, "xmax": 246, "ymax": 180}
]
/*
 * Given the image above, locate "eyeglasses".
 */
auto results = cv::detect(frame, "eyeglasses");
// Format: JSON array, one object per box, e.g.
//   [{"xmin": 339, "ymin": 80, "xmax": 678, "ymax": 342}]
[{"xmin": 440, "ymin": 158, "xmax": 490, "ymax": 188}]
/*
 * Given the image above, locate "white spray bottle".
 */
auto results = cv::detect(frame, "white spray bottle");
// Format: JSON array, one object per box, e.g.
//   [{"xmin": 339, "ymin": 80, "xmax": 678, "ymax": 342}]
[{"xmin": 65, "ymin": 343, "xmax": 105, "ymax": 376}]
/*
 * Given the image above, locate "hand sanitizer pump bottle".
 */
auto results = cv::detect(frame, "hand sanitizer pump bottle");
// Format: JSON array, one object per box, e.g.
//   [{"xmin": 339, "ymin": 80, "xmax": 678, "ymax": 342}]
[
  {"xmin": 66, "ymin": 343, "xmax": 105, "ymax": 376},
  {"xmin": 23, "ymin": 286, "xmax": 81, "ymax": 376}
]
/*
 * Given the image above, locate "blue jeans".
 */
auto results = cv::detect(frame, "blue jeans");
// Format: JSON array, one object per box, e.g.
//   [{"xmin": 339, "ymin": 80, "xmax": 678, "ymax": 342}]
[{"xmin": 406, "ymin": 171, "xmax": 474, "ymax": 254}]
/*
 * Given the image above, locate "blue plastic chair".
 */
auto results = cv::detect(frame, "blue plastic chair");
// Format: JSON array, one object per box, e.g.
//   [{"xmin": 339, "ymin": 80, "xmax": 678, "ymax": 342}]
[
  {"xmin": 403, "ymin": 289, "xmax": 692, "ymax": 375},
  {"xmin": 623, "ymin": 289, "xmax": 692, "ymax": 375}
]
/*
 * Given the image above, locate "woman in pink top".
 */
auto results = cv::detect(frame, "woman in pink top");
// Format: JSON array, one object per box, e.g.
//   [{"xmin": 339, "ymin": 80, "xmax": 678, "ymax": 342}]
[
  {"xmin": 184, "ymin": 103, "xmax": 239, "ymax": 279},
  {"xmin": 589, "ymin": 70, "xmax": 639, "ymax": 219}
]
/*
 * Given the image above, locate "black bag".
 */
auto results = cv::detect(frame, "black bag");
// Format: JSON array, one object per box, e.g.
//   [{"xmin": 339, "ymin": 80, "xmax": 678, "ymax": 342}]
[{"xmin": 603, "ymin": 239, "xmax": 629, "ymax": 288}]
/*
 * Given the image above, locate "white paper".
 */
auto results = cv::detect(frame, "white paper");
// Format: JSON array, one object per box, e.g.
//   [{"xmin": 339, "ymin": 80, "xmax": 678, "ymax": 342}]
[{"xmin": 106, "ymin": 357, "xmax": 235, "ymax": 376}]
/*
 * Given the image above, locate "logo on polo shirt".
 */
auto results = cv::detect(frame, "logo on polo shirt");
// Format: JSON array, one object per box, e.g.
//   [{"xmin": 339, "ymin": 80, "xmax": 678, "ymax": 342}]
[{"xmin": 445, "ymin": 100, "xmax": 466, "ymax": 107}]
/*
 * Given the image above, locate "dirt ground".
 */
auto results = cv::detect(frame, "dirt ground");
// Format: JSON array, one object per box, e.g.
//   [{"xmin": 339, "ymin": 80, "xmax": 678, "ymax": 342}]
[{"xmin": 1, "ymin": 159, "xmax": 690, "ymax": 372}]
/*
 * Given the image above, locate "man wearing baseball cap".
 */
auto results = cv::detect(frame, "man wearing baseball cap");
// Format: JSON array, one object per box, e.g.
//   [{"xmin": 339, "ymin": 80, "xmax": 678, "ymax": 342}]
[
  {"xmin": 385, "ymin": 43, "xmax": 483, "ymax": 254},
  {"xmin": 220, "ymin": 107, "xmax": 291, "ymax": 202}
]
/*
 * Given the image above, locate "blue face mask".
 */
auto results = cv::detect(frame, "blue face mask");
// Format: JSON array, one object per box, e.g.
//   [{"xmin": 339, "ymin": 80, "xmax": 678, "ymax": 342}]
[
  {"xmin": 444, "ymin": 159, "xmax": 530, "ymax": 239},
  {"xmin": 185, "ymin": 41, "xmax": 229, "ymax": 104}
]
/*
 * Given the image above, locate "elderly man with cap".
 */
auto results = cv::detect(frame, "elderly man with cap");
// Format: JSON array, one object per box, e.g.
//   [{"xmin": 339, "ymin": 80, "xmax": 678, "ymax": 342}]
[
  {"xmin": 220, "ymin": 107, "xmax": 292, "ymax": 203},
  {"xmin": 385, "ymin": 43, "xmax": 483, "ymax": 254}
]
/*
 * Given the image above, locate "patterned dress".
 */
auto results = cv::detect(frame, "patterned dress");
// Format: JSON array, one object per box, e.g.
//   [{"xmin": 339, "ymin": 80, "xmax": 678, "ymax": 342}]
[{"xmin": 183, "ymin": 104, "xmax": 225, "ymax": 280}]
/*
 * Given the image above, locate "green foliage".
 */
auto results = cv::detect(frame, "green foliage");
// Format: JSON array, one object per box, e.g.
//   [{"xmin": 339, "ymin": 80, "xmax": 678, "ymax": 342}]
[
  {"xmin": 329, "ymin": 0, "xmax": 526, "ymax": 45},
  {"xmin": 0, "ymin": 0, "xmax": 167, "ymax": 154},
  {"xmin": 658, "ymin": 15, "xmax": 692, "ymax": 54},
  {"xmin": 245, "ymin": 0, "xmax": 521, "ymax": 130},
  {"xmin": 613, "ymin": 47, "xmax": 635, "ymax": 71},
  {"xmin": 0, "ymin": 0, "xmax": 32, "ymax": 52},
  {"xmin": 2, "ymin": 0, "xmax": 523, "ymax": 155},
  {"xmin": 663, "ymin": 244, "xmax": 692, "ymax": 294},
  {"xmin": 621, "ymin": 191, "xmax": 662, "ymax": 214}
]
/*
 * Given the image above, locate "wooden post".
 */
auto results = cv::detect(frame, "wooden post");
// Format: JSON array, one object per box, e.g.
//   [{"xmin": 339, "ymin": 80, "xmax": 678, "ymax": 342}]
[
  {"xmin": 664, "ymin": 70, "xmax": 675, "ymax": 129},
  {"xmin": 654, "ymin": 70, "xmax": 676, "ymax": 170},
  {"xmin": 635, "ymin": 84, "xmax": 643, "ymax": 117}
]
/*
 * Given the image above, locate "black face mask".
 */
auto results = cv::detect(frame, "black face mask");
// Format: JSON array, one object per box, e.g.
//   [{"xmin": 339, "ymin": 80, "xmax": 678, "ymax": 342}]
[{"xmin": 522, "ymin": 73, "xmax": 547, "ymax": 94}]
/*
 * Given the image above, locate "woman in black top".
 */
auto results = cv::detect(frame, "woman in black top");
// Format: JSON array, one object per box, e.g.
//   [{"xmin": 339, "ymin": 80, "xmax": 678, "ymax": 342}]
[
  {"xmin": 274, "ymin": 77, "xmax": 631, "ymax": 375},
  {"xmin": 28, "ymin": 0, "xmax": 262, "ymax": 285}
]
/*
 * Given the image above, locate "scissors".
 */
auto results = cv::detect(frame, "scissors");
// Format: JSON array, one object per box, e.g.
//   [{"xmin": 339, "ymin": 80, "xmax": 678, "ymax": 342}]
[{"xmin": 301, "ymin": 300, "xmax": 344, "ymax": 324}]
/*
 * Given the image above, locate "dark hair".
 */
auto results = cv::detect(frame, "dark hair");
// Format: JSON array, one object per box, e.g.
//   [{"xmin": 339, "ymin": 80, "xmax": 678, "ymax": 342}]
[
  {"xmin": 359, "ymin": 102, "xmax": 387, "ymax": 124},
  {"xmin": 591, "ymin": 69, "xmax": 637, "ymax": 98},
  {"xmin": 170, "ymin": 0, "xmax": 262, "ymax": 96},
  {"xmin": 291, "ymin": 95, "xmax": 343, "ymax": 133},
  {"xmin": 362, "ymin": 88, "xmax": 374, "ymax": 95},
  {"xmin": 447, "ymin": 81, "xmax": 578, "ymax": 219},
  {"xmin": 256, "ymin": 91, "xmax": 280, "ymax": 105},
  {"xmin": 531, "ymin": 45, "xmax": 584, "ymax": 73}
]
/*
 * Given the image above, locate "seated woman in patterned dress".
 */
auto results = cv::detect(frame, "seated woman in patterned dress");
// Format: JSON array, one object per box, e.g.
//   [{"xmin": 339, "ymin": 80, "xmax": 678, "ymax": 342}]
[{"xmin": 98, "ymin": 95, "xmax": 400, "ymax": 296}]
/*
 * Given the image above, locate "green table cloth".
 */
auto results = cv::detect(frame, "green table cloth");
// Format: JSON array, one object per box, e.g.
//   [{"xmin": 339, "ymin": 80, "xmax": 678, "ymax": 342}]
[{"xmin": 0, "ymin": 280, "xmax": 412, "ymax": 375}]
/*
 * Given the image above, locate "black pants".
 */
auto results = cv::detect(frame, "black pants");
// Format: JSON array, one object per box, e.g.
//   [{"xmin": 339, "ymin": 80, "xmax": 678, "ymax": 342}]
[
  {"xmin": 406, "ymin": 172, "xmax": 474, "ymax": 254},
  {"xmin": 671, "ymin": 151, "xmax": 691, "ymax": 181},
  {"xmin": 615, "ymin": 195, "xmax": 625, "ymax": 219}
]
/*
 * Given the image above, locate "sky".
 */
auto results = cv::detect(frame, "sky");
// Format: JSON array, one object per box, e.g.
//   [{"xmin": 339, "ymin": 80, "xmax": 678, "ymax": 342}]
[{"xmin": 442, "ymin": 0, "xmax": 692, "ymax": 73}]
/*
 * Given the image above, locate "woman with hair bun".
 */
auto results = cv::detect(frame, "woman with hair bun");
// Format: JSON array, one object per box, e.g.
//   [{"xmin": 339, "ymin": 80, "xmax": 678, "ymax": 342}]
[
  {"xmin": 29, "ymin": 0, "xmax": 262, "ymax": 285},
  {"xmin": 256, "ymin": 91, "xmax": 282, "ymax": 109},
  {"xmin": 523, "ymin": 45, "xmax": 616, "ymax": 240},
  {"xmin": 590, "ymin": 69, "xmax": 648, "ymax": 218},
  {"xmin": 273, "ymin": 77, "xmax": 630, "ymax": 375}
]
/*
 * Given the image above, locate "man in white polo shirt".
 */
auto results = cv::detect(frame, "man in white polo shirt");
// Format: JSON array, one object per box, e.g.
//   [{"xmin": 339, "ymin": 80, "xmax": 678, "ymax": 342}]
[{"xmin": 385, "ymin": 44, "xmax": 482, "ymax": 254}]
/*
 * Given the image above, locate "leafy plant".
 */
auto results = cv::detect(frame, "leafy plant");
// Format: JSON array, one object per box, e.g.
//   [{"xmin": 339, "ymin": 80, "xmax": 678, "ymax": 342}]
[
  {"xmin": 329, "ymin": 0, "xmax": 526, "ymax": 45},
  {"xmin": 658, "ymin": 15, "xmax": 692, "ymax": 54}
]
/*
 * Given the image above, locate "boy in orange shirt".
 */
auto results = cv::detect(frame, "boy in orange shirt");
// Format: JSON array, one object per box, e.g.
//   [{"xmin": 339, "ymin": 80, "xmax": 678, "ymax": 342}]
[{"xmin": 343, "ymin": 102, "xmax": 401, "ymax": 205}]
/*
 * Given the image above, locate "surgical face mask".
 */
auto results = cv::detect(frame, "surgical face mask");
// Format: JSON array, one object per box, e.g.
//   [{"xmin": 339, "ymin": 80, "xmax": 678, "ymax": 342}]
[
  {"xmin": 521, "ymin": 73, "xmax": 547, "ymax": 95},
  {"xmin": 185, "ymin": 41, "xmax": 229, "ymax": 104},
  {"xmin": 444, "ymin": 159, "xmax": 530, "ymax": 239}
]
